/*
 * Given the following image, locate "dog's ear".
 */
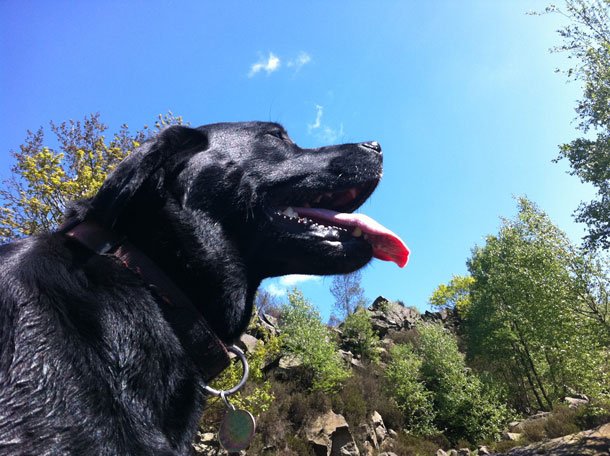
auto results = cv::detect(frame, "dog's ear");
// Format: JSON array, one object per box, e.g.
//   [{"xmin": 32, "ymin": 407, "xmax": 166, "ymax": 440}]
[{"xmin": 89, "ymin": 125, "xmax": 207, "ymax": 228}]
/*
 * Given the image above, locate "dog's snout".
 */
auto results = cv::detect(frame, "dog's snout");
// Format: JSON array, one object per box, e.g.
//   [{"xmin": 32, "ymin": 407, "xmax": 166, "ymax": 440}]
[{"xmin": 360, "ymin": 141, "xmax": 382, "ymax": 154}]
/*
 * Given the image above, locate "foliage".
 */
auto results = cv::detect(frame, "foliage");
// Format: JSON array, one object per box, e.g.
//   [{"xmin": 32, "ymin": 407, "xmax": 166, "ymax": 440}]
[
  {"xmin": 279, "ymin": 289, "xmax": 350, "ymax": 393},
  {"xmin": 429, "ymin": 274, "xmax": 475, "ymax": 315},
  {"xmin": 204, "ymin": 328, "xmax": 281, "ymax": 427},
  {"xmin": 0, "ymin": 112, "xmax": 185, "ymax": 243},
  {"xmin": 465, "ymin": 197, "xmax": 610, "ymax": 412},
  {"xmin": 329, "ymin": 270, "xmax": 367, "ymax": 319},
  {"xmin": 341, "ymin": 307, "xmax": 380, "ymax": 363},
  {"xmin": 385, "ymin": 344, "xmax": 438, "ymax": 436},
  {"xmin": 414, "ymin": 323, "xmax": 513, "ymax": 444},
  {"xmin": 540, "ymin": 0, "xmax": 610, "ymax": 250}
]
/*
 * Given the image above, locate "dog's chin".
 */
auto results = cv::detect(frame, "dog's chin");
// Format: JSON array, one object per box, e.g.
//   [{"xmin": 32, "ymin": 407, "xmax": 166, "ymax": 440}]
[{"xmin": 256, "ymin": 216, "xmax": 374, "ymax": 277}]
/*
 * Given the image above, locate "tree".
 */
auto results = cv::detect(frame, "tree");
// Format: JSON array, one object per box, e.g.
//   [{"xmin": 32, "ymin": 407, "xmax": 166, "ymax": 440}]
[
  {"xmin": 542, "ymin": 1, "xmax": 610, "ymax": 250},
  {"xmin": 279, "ymin": 289, "xmax": 350, "ymax": 393},
  {"xmin": 254, "ymin": 289, "xmax": 283, "ymax": 318},
  {"xmin": 429, "ymin": 275, "xmax": 475, "ymax": 315},
  {"xmin": 465, "ymin": 197, "xmax": 609, "ymax": 412},
  {"xmin": 413, "ymin": 323, "xmax": 512, "ymax": 444},
  {"xmin": 329, "ymin": 270, "xmax": 367, "ymax": 319},
  {"xmin": 0, "ymin": 112, "xmax": 185, "ymax": 243}
]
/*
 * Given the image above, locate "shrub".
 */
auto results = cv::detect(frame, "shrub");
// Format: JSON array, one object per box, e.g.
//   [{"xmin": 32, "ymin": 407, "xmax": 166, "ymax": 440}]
[
  {"xmin": 415, "ymin": 322, "xmax": 513, "ymax": 444},
  {"xmin": 545, "ymin": 405, "xmax": 580, "ymax": 438},
  {"xmin": 386, "ymin": 433, "xmax": 443, "ymax": 456},
  {"xmin": 341, "ymin": 307, "xmax": 380, "ymax": 363},
  {"xmin": 279, "ymin": 289, "xmax": 350, "ymax": 393},
  {"xmin": 576, "ymin": 395, "xmax": 610, "ymax": 429},
  {"xmin": 385, "ymin": 344, "xmax": 438, "ymax": 436}
]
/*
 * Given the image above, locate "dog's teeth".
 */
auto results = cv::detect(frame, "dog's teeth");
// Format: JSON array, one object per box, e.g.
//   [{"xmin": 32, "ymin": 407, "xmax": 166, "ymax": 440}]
[
  {"xmin": 282, "ymin": 207, "xmax": 298, "ymax": 219},
  {"xmin": 352, "ymin": 227, "xmax": 362, "ymax": 237}
]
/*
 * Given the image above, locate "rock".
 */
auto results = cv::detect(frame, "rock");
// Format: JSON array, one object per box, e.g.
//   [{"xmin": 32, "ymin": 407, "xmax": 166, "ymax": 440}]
[
  {"xmin": 275, "ymin": 354, "xmax": 304, "ymax": 380},
  {"xmin": 368, "ymin": 297, "xmax": 419, "ymax": 336},
  {"xmin": 457, "ymin": 449, "xmax": 470, "ymax": 456},
  {"xmin": 447, "ymin": 450, "xmax": 458, "ymax": 456},
  {"xmin": 278, "ymin": 354, "xmax": 303, "ymax": 369},
  {"xmin": 350, "ymin": 357, "xmax": 364, "ymax": 369},
  {"xmin": 388, "ymin": 429, "xmax": 398, "ymax": 438},
  {"xmin": 237, "ymin": 333, "xmax": 260, "ymax": 354},
  {"xmin": 422, "ymin": 307, "xmax": 461, "ymax": 332},
  {"xmin": 254, "ymin": 312, "xmax": 279, "ymax": 337},
  {"xmin": 564, "ymin": 395, "xmax": 589, "ymax": 408},
  {"xmin": 502, "ymin": 431, "xmax": 522, "ymax": 441},
  {"xmin": 192, "ymin": 431, "xmax": 223, "ymax": 455},
  {"xmin": 304, "ymin": 410, "xmax": 360, "ymax": 456},
  {"xmin": 339, "ymin": 349, "xmax": 353, "ymax": 364},
  {"xmin": 499, "ymin": 422, "xmax": 610, "ymax": 456},
  {"xmin": 370, "ymin": 411, "xmax": 387, "ymax": 444},
  {"xmin": 436, "ymin": 450, "xmax": 448, "ymax": 456},
  {"xmin": 361, "ymin": 440, "xmax": 375, "ymax": 456},
  {"xmin": 378, "ymin": 453, "xmax": 398, "ymax": 456},
  {"xmin": 508, "ymin": 411, "xmax": 550, "ymax": 433},
  {"xmin": 477, "ymin": 446, "xmax": 491, "ymax": 455},
  {"xmin": 360, "ymin": 411, "xmax": 388, "ymax": 453}
]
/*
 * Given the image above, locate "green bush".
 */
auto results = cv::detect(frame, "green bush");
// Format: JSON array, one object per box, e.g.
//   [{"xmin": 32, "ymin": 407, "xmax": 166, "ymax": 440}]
[
  {"xmin": 279, "ymin": 289, "xmax": 350, "ymax": 393},
  {"xmin": 577, "ymin": 396, "xmax": 610, "ymax": 429},
  {"xmin": 341, "ymin": 307, "xmax": 380, "ymax": 362},
  {"xmin": 385, "ymin": 344, "xmax": 438, "ymax": 436},
  {"xmin": 415, "ymin": 322, "xmax": 513, "ymax": 444}
]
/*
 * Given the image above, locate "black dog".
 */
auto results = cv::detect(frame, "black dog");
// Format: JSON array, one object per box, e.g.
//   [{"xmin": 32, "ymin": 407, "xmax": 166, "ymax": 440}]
[{"xmin": 0, "ymin": 122, "xmax": 408, "ymax": 455}]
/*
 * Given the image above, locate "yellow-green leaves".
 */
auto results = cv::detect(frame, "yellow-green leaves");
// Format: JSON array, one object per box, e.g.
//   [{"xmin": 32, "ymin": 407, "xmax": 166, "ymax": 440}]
[{"xmin": 0, "ymin": 112, "xmax": 184, "ymax": 243}]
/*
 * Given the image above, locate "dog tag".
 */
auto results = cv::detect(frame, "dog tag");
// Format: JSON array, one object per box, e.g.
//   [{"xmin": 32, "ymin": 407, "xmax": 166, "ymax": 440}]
[{"xmin": 218, "ymin": 408, "xmax": 256, "ymax": 452}]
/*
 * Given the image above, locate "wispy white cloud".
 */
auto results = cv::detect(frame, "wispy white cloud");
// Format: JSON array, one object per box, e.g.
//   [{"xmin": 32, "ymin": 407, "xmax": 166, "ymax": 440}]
[
  {"xmin": 264, "ymin": 275, "xmax": 321, "ymax": 297},
  {"xmin": 319, "ymin": 124, "xmax": 345, "ymax": 143},
  {"xmin": 248, "ymin": 53, "xmax": 281, "ymax": 77},
  {"xmin": 308, "ymin": 104, "xmax": 324, "ymax": 130},
  {"xmin": 308, "ymin": 104, "xmax": 345, "ymax": 143},
  {"xmin": 266, "ymin": 283, "xmax": 288, "ymax": 297},
  {"xmin": 280, "ymin": 274, "xmax": 321, "ymax": 287},
  {"xmin": 287, "ymin": 52, "xmax": 311, "ymax": 72}
]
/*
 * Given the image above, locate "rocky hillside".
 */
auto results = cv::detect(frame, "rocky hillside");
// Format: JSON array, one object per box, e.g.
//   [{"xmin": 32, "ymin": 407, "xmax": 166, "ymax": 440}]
[{"xmin": 195, "ymin": 298, "xmax": 609, "ymax": 456}]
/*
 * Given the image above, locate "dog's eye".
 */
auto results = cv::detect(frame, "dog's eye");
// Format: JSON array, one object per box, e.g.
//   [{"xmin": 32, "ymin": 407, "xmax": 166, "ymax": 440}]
[{"xmin": 267, "ymin": 130, "xmax": 289, "ymax": 141}]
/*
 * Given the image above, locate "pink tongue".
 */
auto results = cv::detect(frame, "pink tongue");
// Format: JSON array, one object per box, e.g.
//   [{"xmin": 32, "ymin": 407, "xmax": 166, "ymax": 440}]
[{"xmin": 295, "ymin": 207, "xmax": 410, "ymax": 267}]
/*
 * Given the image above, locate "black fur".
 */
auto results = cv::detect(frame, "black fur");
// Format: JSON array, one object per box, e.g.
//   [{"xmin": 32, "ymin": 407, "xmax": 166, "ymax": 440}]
[{"xmin": 0, "ymin": 122, "xmax": 383, "ymax": 455}]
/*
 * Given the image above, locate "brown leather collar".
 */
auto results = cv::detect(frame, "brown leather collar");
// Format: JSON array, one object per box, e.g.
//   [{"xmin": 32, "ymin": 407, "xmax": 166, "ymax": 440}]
[{"xmin": 60, "ymin": 220, "xmax": 230, "ymax": 383}]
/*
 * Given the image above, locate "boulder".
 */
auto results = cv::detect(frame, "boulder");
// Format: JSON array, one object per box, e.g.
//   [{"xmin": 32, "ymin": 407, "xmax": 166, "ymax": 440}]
[
  {"xmin": 370, "ymin": 411, "xmax": 387, "ymax": 444},
  {"xmin": 304, "ymin": 410, "xmax": 360, "ymax": 456},
  {"xmin": 237, "ymin": 333, "xmax": 260, "ymax": 354},
  {"xmin": 502, "ymin": 431, "xmax": 522, "ymax": 441},
  {"xmin": 192, "ymin": 431, "xmax": 223, "ymax": 455},
  {"xmin": 564, "ymin": 395, "xmax": 589, "ymax": 408},
  {"xmin": 368, "ymin": 296, "xmax": 419, "ymax": 336},
  {"xmin": 498, "ymin": 422, "xmax": 610, "ymax": 455},
  {"xmin": 508, "ymin": 411, "xmax": 550, "ymax": 433}
]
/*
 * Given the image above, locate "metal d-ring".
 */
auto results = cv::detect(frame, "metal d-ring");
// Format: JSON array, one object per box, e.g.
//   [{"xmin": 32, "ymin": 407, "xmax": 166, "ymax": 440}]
[{"xmin": 203, "ymin": 345, "xmax": 250, "ymax": 397}]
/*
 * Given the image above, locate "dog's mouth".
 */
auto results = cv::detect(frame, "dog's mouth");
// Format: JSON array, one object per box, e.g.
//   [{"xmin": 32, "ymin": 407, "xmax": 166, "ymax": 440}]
[{"xmin": 269, "ymin": 182, "xmax": 409, "ymax": 267}]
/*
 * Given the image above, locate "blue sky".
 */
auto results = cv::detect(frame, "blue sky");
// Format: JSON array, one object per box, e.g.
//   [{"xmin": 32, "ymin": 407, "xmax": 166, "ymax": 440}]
[{"xmin": 0, "ymin": 1, "xmax": 593, "ymax": 321}]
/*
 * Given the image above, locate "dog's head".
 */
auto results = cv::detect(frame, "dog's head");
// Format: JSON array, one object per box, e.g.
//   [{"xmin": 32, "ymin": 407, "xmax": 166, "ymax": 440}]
[{"xmin": 85, "ymin": 122, "xmax": 408, "ymax": 338}]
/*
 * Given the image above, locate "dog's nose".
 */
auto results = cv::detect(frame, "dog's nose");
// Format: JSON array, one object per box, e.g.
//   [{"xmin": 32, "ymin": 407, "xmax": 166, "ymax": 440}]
[{"xmin": 360, "ymin": 141, "xmax": 382, "ymax": 154}]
